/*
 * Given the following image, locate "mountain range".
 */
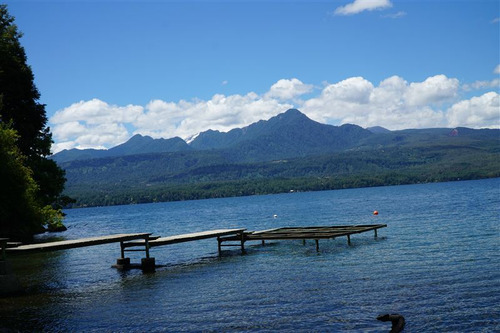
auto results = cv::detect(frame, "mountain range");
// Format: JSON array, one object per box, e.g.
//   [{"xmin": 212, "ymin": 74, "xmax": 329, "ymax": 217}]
[
  {"xmin": 53, "ymin": 109, "xmax": 377, "ymax": 163},
  {"xmin": 53, "ymin": 109, "xmax": 500, "ymax": 207}
]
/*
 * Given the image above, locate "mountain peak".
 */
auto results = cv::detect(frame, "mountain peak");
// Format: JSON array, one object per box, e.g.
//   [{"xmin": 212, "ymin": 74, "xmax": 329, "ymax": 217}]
[
  {"xmin": 284, "ymin": 108, "xmax": 302, "ymax": 115},
  {"xmin": 366, "ymin": 126, "xmax": 391, "ymax": 134},
  {"xmin": 280, "ymin": 108, "xmax": 308, "ymax": 120},
  {"xmin": 189, "ymin": 108, "xmax": 372, "ymax": 160}
]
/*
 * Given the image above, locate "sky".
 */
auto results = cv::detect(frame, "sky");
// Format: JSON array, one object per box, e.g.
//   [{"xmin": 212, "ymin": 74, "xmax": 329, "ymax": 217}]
[{"xmin": 5, "ymin": 0, "xmax": 500, "ymax": 153}]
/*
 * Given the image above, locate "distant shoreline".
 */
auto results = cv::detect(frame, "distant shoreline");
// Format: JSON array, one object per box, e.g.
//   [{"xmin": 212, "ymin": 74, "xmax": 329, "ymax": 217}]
[{"xmin": 64, "ymin": 175, "xmax": 500, "ymax": 209}]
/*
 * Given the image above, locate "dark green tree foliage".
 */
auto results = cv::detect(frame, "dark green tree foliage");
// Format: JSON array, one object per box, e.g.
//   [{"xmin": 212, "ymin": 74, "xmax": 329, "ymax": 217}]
[
  {"xmin": 0, "ymin": 125, "xmax": 44, "ymax": 239},
  {"xmin": 0, "ymin": 5, "xmax": 67, "ymax": 238},
  {"xmin": 0, "ymin": 5, "xmax": 49, "ymax": 157}
]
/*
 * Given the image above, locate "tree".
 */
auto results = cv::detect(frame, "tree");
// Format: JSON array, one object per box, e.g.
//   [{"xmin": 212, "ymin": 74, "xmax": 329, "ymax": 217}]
[
  {"xmin": 0, "ymin": 5, "xmax": 67, "ymax": 238},
  {"xmin": 0, "ymin": 125, "xmax": 44, "ymax": 239}
]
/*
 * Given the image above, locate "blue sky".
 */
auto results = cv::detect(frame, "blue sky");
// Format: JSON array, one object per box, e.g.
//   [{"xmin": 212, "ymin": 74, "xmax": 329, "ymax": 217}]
[{"xmin": 5, "ymin": 0, "xmax": 500, "ymax": 152}]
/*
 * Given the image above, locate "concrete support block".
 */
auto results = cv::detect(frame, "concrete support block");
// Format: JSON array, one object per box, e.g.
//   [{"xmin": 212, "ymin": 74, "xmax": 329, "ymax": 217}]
[
  {"xmin": 141, "ymin": 257, "xmax": 156, "ymax": 272},
  {"xmin": 115, "ymin": 257, "xmax": 131, "ymax": 269}
]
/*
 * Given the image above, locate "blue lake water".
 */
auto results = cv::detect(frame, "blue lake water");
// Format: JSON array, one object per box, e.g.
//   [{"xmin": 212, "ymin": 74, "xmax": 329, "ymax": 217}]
[{"xmin": 1, "ymin": 178, "xmax": 499, "ymax": 332}]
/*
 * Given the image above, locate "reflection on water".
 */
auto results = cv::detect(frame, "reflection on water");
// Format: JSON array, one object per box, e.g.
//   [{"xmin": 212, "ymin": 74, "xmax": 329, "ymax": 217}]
[{"xmin": 1, "ymin": 179, "xmax": 499, "ymax": 332}]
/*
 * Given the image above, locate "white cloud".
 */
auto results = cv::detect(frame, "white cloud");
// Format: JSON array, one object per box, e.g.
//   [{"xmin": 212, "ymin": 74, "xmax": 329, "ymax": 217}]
[
  {"xmin": 302, "ymin": 75, "xmax": 448, "ymax": 129},
  {"xmin": 51, "ymin": 98, "xmax": 143, "ymax": 125},
  {"xmin": 334, "ymin": 0, "xmax": 392, "ymax": 16},
  {"xmin": 492, "ymin": 18, "xmax": 500, "ymax": 24},
  {"xmin": 51, "ymin": 99, "xmax": 143, "ymax": 151},
  {"xmin": 49, "ymin": 75, "xmax": 500, "ymax": 153},
  {"xmin": 265, "ymin": 78, "xmax": 313, "ymax": 100},
  {"xmin": 494, "ymin": 65, "xmax": 500, "ymax": 74},
  {"xmin": 382, "ymin": 11, "xmax": 406, "ymax": 19},
  {"xmin": 447, "ymin": 92, "xmax": 500, "ymax": 128},
  {"xmin": 133, "ymin": 93, "xmax": 292, "ymax": 141},
  {"xmin": 404, "ymin": 75, "xmax": 459, "ymax": 106},
  {"xmin": 462, "ymin": 79, "xmax": 500, "ymax": 91}
]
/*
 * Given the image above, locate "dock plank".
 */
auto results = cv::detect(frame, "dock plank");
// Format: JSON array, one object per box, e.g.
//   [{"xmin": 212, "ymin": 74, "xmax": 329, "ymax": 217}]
[
  {"xmin": 6, "ymin": 233, "xmax": 152, "ymax": 254},
  {"xmin": 123, "ymin": 228, "xmax": 246, "ymax": 248},
  {"xmin": 245, "ymin": 224, "xmax": 386, "ymax": 241}
]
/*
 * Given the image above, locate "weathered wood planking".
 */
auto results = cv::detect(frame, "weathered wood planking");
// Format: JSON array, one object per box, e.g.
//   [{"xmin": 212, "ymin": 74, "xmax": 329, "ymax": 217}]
[
  {"xmin": 122, "ymin": 229, "xmax": 246, "ymax": 249},
  {"xmin": 246, "ymin": 224, "xmax": 387, "ymax": 240},
  {"xmin": 6, "ymin": 233, "xmax": 152, "ymax": 254}
]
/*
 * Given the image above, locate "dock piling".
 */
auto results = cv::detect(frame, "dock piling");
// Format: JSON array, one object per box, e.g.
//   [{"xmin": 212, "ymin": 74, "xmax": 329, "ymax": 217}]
[
  {"xmin": 144, "ymin": 237, "xmax": 150, "ymax": 259},
  {"xmin": 217, "ymin": 237, "xmax": 222, "ymax": 256},
  {"xmin": 240, "ymin": 233, "xmax": 246, "ymax": 254},
  {"xmin": 0, "ymin": 238, "xmax": 6, "ymax": 261},
  {"xmin": 141, "ymin": 257, "xmax": 155, "ymax": 272},
  {"xmin": 116, "ymin": 257, "xmax": 131, "ymax": 269}
]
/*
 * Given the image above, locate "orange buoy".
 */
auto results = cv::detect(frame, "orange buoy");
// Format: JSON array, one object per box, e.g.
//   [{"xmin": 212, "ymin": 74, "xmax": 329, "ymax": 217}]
[{"xmin": 373, "ymin": 210, "xmax": 379, "ymax": 215}]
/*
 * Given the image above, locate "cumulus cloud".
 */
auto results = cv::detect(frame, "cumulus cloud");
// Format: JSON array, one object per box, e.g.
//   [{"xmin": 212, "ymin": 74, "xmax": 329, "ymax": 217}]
[
  {"xmin": 265, "ymin": 78, "xmax": 314, "ymax": 100},
  {"xmin": 494, "ymin": 65, "xmax": 500, "ymax": 74},
  {"xmin": 404, "ymin": 75, "xmax": 459, "ymax": 106},
  {"xmin": 447, "ymin": 92, "xmax": 500, "ymax": 128},
  {"xmin": 51, "ymin": 99, "xmax": 143, "ymax": 152},
  {"xmin": 334, "ymin": 0, "xmax": 392, "ymax": 16},
  {"xmin": 51, "ymin": 98, "xmax": 142, "ymax": 125},
  {"xmin": 49, "ymin": 75, "xmax": 500, "ymax": 153},
  {"xmin": 301, "ymin": 75, "xmax": 450, "ymax": 129},
  {"xmin": 50, "ymin": 88, "xmax": 293, "ymax": 153},
  {"xmin": 135, "ymin": 93, "xmax": 292, "ymax": 140},
  {"xmin": 462, "ymin": 79, "xmax": 500, "ymax": 91}
]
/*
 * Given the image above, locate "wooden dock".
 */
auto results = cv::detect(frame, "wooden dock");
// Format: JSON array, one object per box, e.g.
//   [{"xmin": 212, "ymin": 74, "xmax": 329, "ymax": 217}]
[
  {"xmin": 219, "ymin": 224, "xmax": 387, "ymax": 252},
  {"xmin": 122, "ymin": 229, "xmax": 247, "ymax": 248},
  {"xmin": 5, "ymin": 233, "xmax": 152, "ymax": 254},
  {"xmin": 119, "ymin": 228, "xmax": 246, "ymax": 271},
  {"xmin": 1, "ymin": 225, "xmax": 386, "ymax": 272}
]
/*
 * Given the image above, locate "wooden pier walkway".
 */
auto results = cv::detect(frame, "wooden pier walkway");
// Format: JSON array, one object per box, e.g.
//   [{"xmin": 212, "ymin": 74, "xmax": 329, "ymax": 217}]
[
  {"xmin": 2, "ymin": 225, "xmax": 386, "ymax": 272},
  {"xmin": 122, "ymin": 229, "xmax": 246, "ymax": 248},
  {"xmin": 118, "ymin": 229, "xmax": 246, "ymax": 270},
  {"xmin": 5, "ymin": 233, "xmax": 152, "ymax": 254},
  {"xmin": 219, "ymin": 224, "xmax": 387, "ymax": 252}
]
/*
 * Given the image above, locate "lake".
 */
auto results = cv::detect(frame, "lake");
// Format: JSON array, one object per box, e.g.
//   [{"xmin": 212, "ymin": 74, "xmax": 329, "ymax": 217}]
[{"xmin": 1, "ymin": 178, "xmax": 499, "ymax": 332}]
